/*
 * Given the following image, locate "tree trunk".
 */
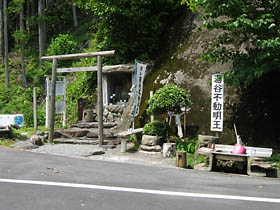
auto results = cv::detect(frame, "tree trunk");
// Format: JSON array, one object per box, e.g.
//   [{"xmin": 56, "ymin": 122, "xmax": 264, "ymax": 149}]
[
  {"xmin": 42, "ymin": 0, "xmax": 46, "ymax": 47},
  {"xmin": 3, "ymin": 0, "xmax": 9, "ymax": 88},
  {"xmin": 26, "ymin": 0, "xmax": 30, "ymax": 35},
  {"xmin": 72, "ymin": 0, "xmax": 78, "ymax": 28},
  {"xmin": 20, "ymin": 3, "xmax": 27, "ymax": 88},
  {"xmin": 31, "ymin": 0, "xmax": 36, "ymax": 16},
  {"xmin": 0, "ymin": 0, "xmax": 3, "ymax": 57},
  {"xmin": 38, "ymin": 0, "xmax": 44, "ymax": 64}
]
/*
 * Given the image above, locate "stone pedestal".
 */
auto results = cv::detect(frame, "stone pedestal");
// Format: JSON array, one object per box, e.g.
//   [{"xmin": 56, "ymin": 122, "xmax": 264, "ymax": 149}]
[
  {"xmin": 121, "ymin": 138, "xmax": 128, "ymax": 153},
  {"xmin": 141, "ymin": 135, "xmax": 160, "ymax": 146},
  {"xmin": 140, "ymin": 135, "xmax": 162, "ymax": 152},
  {"xmin": 140, "ymin": 145, "xmax": 162, "ymax": 152},
  {"xmin": 163, "ymin": 143, "xmax": 176, "ymax": 157}
]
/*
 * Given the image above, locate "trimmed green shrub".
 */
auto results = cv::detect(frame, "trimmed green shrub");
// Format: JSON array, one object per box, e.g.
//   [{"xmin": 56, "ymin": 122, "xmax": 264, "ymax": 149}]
[
  {"xmin": 147, "ymin": 84, "xmax": 191, "ymax": 115},
  {"xmin": 143, "ymin": 120, "xmax": 172, "ymax": 137}
]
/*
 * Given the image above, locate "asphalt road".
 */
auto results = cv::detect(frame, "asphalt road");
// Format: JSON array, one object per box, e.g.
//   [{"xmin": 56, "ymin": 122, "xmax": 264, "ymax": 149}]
[{"xmin": 0, "ymin": 147, "xmax": 280, "ymax": 210}]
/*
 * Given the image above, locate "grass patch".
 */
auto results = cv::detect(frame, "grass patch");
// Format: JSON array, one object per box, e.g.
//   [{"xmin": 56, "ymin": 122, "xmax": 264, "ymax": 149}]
[
  {"xmin": 187, "ymin": 153, "xmax": 207, "ymax": 169},
  {"xmin": 14, "ymin": 126, "xmax": 49, "ymax": 138},
  {"xmin": 0, "ymin": 139, "xmax": 17, "ymax": 148}
]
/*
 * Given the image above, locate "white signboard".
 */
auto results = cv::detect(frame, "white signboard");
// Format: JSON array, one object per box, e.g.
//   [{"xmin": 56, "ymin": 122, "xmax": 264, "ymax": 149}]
[
  {"xmin": 0, "ymin": 114, "xmax": 24, "ymax": 127},
  {"xmin": 46, "ymin": 80, "xmax": 66, "ymax": 96},
  {"xmin": 134, "ymin": 62, "xmax": 147, "ymax": 116},
  {"xmin": 211, "ymin": 73, "xmax": 224, "ymax": 132},
  {"xmin": 56, "ymin": 100, "xmax": 66, "ymax": 114}
]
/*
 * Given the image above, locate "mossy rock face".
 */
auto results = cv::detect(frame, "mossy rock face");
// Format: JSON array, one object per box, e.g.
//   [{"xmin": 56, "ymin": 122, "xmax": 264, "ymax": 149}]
[
  {"xmin": 137, "ymin": 11, "xmax": 280, "ymax": 148},
  {"xmin": 137, "ymin": 12, "xmax": 236, "ymax": 144}
]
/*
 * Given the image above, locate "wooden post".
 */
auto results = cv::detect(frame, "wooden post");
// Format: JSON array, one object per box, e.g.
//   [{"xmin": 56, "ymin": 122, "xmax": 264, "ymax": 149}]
[
  {"xmin": 45, "ymin": 76, "xmax": 49, "ymax": 128},
  {"xmin": 184, "ymin": 109, "xmax": 187, "ymax": 138},
  {"xmin": 176, "ymin": 151, "xmax": 187, "ymax": 168},
  {"xmin": 97, "ymin": 55, "xmax": 104, "ymax": 147},
  {"xmin": 3, "ymin": 0, "xmax": 9, "ymax": 88},
  {"xmin": 150, "ymin": 91, "xmax": 154, "ymax": 122},
  {"xmin": 33, "ymin": 87, "xmax": 37, "ymax": 131},
  {"xmin": 48, "ymin": 58, "xmax": 57, "ymax": 143},
  {"xmin": 62, "ymin": 77, "xmax": 66, "ymax": 127}
]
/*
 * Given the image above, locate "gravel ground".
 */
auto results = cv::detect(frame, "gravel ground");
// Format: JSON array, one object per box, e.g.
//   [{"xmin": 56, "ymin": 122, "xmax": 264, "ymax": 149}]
[{"xmin": 19, "ymin": 142, "xmax": 177, "ymax": 168}]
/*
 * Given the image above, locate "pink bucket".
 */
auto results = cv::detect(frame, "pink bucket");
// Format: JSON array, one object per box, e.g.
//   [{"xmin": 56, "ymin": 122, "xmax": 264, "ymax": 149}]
[{"xmin": 232, "ymin": 144, "xmax": 246, "ymax": 154}]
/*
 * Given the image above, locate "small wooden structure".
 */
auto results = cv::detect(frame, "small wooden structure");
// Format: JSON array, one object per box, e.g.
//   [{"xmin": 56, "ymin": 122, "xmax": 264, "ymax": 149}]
[
  {"xmin": 41, "ymin": 51, "xmax": 115, "ymax": 146},
  {"xmin": 58, "ymin": 64, "xmax": 134, "ymax": 106},
  {"xmin": 176, "ymin": 151, "xmax": 187, "ymax": 168}
]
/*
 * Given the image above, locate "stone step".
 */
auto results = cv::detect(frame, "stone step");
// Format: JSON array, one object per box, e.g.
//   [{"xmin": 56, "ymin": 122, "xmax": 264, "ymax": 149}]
[
  {"xmin": 55, "ymin": 128, "xmax": 118, "ymax": 139},
  {"xmin": 53, "ymin": 138, "xmax": 120, "ymax": 146},
  {"xmin": 73, "ymin": 122, "xmax": 117, "ymax": 129}
]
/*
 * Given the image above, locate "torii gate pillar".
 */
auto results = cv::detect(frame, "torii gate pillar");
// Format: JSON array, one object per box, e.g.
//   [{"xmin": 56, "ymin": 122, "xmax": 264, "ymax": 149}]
[{"xmin": 97, "ymin": 55, "xmax": 104, "ymax": 147}]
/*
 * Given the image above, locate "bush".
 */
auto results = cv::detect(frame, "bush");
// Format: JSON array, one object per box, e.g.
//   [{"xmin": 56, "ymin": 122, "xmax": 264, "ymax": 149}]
[
  {"xmin": 143, "ymin": 120, "xmax": 172, "ymax": 137},
  {"xmin": 147, "ymin": 84, "xmax": 191, "ymax": 115},
  {"xmin": 176, "ymin": 137, "xmax": 198, "ymax": 154},
  {"xmin": 66, "ymin": 72, "xmax": 97, "ymax": 125},
  {"xmin": 47, "ymin": 34, "xmax": 78, "ymax": 67},
  {"xmin": 47, "ymin": 34, "xmax": 78, "ymax": 56},
  {"xmin": 0, "ymin": 85, "xmax": 45, "ymax": 127}
]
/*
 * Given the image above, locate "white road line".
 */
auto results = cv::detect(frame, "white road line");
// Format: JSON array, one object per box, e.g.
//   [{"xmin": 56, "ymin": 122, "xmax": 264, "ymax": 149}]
[{"xmin": 0, "ymin": 178, "xmax": 280, "ymax": 203}]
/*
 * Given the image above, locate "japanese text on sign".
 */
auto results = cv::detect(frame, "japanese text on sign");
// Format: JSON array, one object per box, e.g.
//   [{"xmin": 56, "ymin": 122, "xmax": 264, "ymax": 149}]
[
  {"xmin": 211, "ymin": 73, "xmax": 224, "ymax": 132},
  {"xmin": 134, "ymin": 62, "xmax": 147, "ymax": 116}
]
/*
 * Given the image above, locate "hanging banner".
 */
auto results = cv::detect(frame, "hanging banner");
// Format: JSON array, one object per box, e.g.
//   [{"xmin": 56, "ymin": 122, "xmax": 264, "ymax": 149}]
[
  {"xmin": 133, "ymin": 62, "xmax": 147, "ymax": 116},
  {"xmin": 211, "ymin": 73, "xmax": 224, "ymax": 132}
]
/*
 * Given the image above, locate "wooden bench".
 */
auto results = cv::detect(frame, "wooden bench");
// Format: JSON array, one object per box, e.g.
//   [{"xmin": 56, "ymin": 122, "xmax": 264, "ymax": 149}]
[
  {"xmin": 197, "ymin": 144, "xmax": 273, "ymax": 176},
  {"xmin": 116, "ymin": 128, "xmax": 143, "ymax": 152}
]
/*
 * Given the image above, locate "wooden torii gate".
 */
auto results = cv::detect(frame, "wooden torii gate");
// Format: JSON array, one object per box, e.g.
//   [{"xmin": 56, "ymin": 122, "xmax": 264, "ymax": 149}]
[{"xmin": 41, "ymin": 50, "xmax": 115, "ymax": 147}]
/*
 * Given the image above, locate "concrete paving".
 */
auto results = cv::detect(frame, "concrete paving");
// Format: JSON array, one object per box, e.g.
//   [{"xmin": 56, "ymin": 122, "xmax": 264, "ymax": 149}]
[{"xmin": 1, "ymin": 146, "xmax": 280, "ymax": 210}]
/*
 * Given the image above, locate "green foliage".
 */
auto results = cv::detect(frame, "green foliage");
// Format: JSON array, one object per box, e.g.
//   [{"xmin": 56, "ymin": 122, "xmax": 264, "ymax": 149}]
[
  {"xmin": 66, "ymin": 72, "xmax": 97, "ymax": 124},
  {"xmin": 8, "ymin": 0, "xmax": 24, "ymax": 13},
  {"xmin": 185, "ymin": 0, "xmax": 280, "ymax": 87},
  {"xmin": 127, "ymin": 135, "xmax": 141, "ymax": 152},
  {"xmin": 12, "ymin": 30, "xmax": 27, "ymax": 41},
  {"xmin": 176, "ymin": 137, "xmax": 198, "ymax": 154},
  {"xmin": 0, "ymin": 84, "xmax": 45, "ymax": 127},
  {"xmin": 0, "ymin": 139, "xmax": 16, "ymax": 148},
  {"xmin": 181, "ymin": 0, "xmax": 197, "ymax": 11},
  {"xmin": 267, "ymin": 153, "xmax": 280, "ymax": 162},
  {"xmin": 187, "ymin": 153, "xmax": 206, "ymax": 169},
  {"xmin": 47, "ymin": 34, "xmax": 78, "ymax": 56},
  {"xmin": 129, "ymin": 135, "xmax": 135, "ymax": 142},
  {"xmin": 143, "ymin": 120, "xmax": 172, "ymax": 137},
  {"xmin": 0, "ymin": 1, "xmax": 96, "ymax": 130},
  {"xmin": 47, "ymin": 34, "xmax": 78, "ymax": 67},
  {"xmin": 147, "ymin": 84, "xmax": 191, "ymax": 115},
  {"xmin": 75, "ymin": 0, "xmax": 182, "ymax": 63}
]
